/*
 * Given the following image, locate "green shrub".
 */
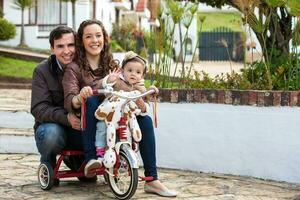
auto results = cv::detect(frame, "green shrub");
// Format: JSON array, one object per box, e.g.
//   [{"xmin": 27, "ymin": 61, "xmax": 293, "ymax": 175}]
[
  {"xmin": 111, "ymin": 22, "xmax": 136, "ymax": 52},
  {"xmin": 292, "ymin": 21, "xmax": 300, "ymax": 46},
  {"xmin": 110, "ymin": 39, "xmax": 124, "ymax": 52},
  {"xmin": 186, "ymin": 71, "xmax": 251, "ymax": 90},
  {"xmin": 0, "ymin": 18, "xmax": 16, "ymax": 41},
  {"xmin": 241, "ymin": 53, "xmax": 300, "ymax": 91}
]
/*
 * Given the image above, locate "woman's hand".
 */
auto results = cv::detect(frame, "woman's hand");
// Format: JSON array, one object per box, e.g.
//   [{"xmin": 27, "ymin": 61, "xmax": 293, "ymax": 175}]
[
  {"xmin": 107, "ymin": 68, "xmax": 121, "ymax": 83},
  {"xmin": 79, "ymin": 86, "xmax": 93, "ymax": 99},
  {"xmin": 72, "ymin": 86, "xmax": 93, "ymax": 109},
  {"xmin": 135, "ymin": 98, "xmax": 146, "ymax": 113}
]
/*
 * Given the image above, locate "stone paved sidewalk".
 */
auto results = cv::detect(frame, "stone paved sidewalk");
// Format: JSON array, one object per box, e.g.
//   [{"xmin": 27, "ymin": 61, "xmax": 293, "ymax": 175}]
[{"xmin": 1, "ymin": 154, "xmax": 300, "ymax": 200}]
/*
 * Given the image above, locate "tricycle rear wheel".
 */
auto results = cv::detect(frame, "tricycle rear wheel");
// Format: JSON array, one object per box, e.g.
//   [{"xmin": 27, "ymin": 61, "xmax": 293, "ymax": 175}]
[{"xmin": 38, "ymin": 162, "xmax": 54, "ymax": 190}]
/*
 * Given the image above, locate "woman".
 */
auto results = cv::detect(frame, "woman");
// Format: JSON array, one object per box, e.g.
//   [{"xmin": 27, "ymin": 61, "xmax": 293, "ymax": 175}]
[{"xmin": 62, "ymin": 19, "xmax": 177, "ymax": 197}]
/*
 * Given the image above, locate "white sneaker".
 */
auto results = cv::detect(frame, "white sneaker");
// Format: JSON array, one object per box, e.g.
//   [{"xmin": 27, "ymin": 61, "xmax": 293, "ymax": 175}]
[{"xmin": 84, "ymin": 159, "xmax": 102, "ymax": 178}]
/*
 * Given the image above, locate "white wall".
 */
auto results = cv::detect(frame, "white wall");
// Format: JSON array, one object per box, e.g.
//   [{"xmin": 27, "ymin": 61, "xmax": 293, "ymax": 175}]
[
  {"xmin": 198, "ymin": 2, "xmax": 238, "ymax": 13},
  {"xmin": 96, "ymin": 0, "xmax": 115, "ymax": 34},
  {"xmin": 156, "ymin": 103, "xmax": 300, "ymax": 184},
  {"xmin": 0, "ymin": 26, "xmax": 49, "ymax": 49},
  {"xmin": 140, "ymin": 17, "xmax": 150, "ymax": 32}
]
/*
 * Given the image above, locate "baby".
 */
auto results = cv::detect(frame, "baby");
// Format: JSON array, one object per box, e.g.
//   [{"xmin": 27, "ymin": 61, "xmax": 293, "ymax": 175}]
[{"xmin": 94, "ymin": 51, "xmax": 158, "ymax": 167}]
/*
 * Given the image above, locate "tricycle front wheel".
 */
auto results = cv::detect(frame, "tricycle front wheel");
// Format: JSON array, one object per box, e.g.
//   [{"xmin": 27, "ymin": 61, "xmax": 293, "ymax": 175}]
[{"xmin": 105, "ymin": 150, "xmax": 138, "ymax": 199}]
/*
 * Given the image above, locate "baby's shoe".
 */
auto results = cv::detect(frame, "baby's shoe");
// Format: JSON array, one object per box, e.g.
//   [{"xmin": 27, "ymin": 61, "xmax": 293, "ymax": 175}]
[{"xmin": 96, "ymin": 147, "xmax": 105, "ymax": 163}]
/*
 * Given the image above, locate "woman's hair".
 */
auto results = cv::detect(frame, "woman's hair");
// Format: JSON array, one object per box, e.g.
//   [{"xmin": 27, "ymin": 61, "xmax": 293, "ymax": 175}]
[{"xmin": 75, "ymin": 19, "xmax": 118, "ymax": 77}]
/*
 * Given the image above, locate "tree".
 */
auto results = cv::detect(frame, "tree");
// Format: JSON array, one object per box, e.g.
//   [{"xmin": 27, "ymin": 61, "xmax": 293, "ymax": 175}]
[
  {"xmin": 62, "ymin": 0, "xmax": 77, "ymax": 29},
  {"xmin": 185, "ymin": 0, "xmax": 299, "ymax": 89},
  {"xmin": 12, "ymin": 0, "xmax": 34, "ymax": 47},
  {"xmin": 193, "ymin": 0, "xmax": 299, "ymax": 65}
]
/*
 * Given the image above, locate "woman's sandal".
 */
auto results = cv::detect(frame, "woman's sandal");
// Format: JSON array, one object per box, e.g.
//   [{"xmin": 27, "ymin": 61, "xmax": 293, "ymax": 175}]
[{"xmin": 144, "ymin": 183, "xmax": 177, "ymax": 197}]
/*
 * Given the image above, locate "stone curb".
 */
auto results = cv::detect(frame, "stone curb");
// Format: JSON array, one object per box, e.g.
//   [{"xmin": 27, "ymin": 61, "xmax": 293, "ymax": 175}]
[
  {"xmin": 159, "ymin": 88, "xmax": 300, "ymax": 107},
  {"xmin": 0, "ymin": 82, "xmax": 31, "ymax": 89},
  {"xmin": 0, "ymin": 47, "xmax": 48, "ymax": 62}
]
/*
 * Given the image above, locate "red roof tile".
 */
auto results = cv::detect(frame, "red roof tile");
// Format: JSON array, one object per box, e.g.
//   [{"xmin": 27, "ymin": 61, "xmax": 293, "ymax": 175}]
[{"xmin": 135, "ymin": 0, "xmax": 146, "ymax": 12}]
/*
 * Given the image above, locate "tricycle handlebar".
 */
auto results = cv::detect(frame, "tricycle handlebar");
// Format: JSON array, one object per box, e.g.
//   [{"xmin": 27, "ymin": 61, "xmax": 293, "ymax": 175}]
[{"xmin": 92, "ymin": 87, "xmax": 156, "ymax": 100}]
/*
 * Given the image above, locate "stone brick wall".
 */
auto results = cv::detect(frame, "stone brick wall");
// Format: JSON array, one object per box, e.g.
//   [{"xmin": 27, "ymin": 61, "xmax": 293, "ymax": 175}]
[{"xmin": 158, "ymin": 89, "xmax": 300, "ymax": 106}]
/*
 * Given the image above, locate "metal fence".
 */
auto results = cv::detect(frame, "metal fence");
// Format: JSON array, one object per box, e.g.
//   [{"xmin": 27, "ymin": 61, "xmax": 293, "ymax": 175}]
[{"xmin": 199, "ymin": 27, "xmax": 244, "ymax": 62}]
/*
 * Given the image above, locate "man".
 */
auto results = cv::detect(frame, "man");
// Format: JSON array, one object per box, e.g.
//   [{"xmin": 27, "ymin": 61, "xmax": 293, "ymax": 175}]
[{"xmin": 31, "ymin": 26, "xmax": 94, "ymax": 181}]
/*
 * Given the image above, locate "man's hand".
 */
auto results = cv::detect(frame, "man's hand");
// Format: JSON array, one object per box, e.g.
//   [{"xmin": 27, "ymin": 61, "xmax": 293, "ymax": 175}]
[
  {"xmin": 68, "ymin": 113, "xmax": 81, "ymax": 130},
  {"xmin": 135, "ymin": 98, "xmax": 146, "ymax": 113}
]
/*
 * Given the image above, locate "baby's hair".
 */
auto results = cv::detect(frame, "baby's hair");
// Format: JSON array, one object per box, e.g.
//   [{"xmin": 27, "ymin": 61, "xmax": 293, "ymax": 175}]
[
  {"xmin": 121, "ymin": 51, "xmax": 147, "ymax": 74},
  {"xmin": 122, "ymin": 57, "xmax": 147, "ymax": 74}
]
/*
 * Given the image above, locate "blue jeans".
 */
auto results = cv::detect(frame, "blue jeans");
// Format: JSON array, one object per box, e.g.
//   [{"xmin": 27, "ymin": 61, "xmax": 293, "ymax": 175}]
[
  {"xmin": 137, "ymin": 115, "xmax": 158, "ymax": 181},
  {"xmin": 85, "ymin": 96, "xmax": 158, "ymax": 181},
  {"xmin": 95, "ymin": 120, "xmax": 106, "ymax": 148},
  {"xmin": 34, "ymin": 123, "xmax": 83, "ymax": 168}
]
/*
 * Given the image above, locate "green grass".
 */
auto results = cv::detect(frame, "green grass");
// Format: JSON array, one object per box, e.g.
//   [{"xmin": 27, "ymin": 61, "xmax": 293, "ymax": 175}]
[
  {"xmin": 198, "ymin": 12, "xmax": 243, "ymax": 32},
  {"xmin": 0, "ymin": 56, "xmax": 37, "ymax": 78}
]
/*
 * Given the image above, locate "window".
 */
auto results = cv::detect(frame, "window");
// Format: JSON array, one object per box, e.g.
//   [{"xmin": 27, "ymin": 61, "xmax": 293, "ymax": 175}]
[
  {"xmin": 37, "ymin": 0, "xmax": 67, "ymax": 25},
  {"xmin": 35, "ymin": 0, "xmax": 67, "ymax": 31},
  {"xmin": 89, "ymin": 0, "xmax": 96, "ymax": 19},
  {"xmin": 29, "ymin": 0, "xmax": 37, "ymax": 24}
]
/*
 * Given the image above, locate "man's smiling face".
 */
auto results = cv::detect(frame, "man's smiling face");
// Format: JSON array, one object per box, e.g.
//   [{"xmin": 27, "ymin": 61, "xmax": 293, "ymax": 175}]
[{"xmin": 51, "ymin": 33, "xmax": 75, "ymax": 66}]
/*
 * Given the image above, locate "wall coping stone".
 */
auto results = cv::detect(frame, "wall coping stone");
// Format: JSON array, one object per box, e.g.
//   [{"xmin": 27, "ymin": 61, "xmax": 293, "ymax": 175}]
[{"xmin": 158, "ymin": 88, "xmax": 300, "ymax": 107}]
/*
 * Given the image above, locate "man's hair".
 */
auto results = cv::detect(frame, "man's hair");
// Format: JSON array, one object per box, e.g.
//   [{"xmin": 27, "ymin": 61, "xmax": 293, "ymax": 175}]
[{"xmin": 49, "ymin": 26, "xmax": 75, "ymax": 48}]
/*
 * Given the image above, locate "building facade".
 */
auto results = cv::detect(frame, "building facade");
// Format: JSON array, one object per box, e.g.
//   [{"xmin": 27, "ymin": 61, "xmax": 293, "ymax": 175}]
[{"xmin": 0, "ymin": 0, "xmax": 150, "ymax": 49}]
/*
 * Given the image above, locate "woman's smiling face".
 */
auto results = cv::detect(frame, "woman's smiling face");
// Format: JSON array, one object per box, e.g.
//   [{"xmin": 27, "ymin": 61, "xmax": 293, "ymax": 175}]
[{"xmin": 82, "ymin": 24, "xmax": 104, "ymax": 57}]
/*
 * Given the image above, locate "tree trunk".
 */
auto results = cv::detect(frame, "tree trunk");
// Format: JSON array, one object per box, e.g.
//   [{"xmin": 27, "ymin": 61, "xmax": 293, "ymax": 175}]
[
  {"xmin": 178, "ymin": 22, "xmax": 185, "ymax": 75},
  {"xmin": 72, "ymin": 1, "xmax": 76, "ymax": 29},
  {"xmin": 20, "ymin": 8, "xmax": 26, "ymax": 46},
  {"xmin": 257, "ymin": 7, "xmax": 292, "ymax": 65}
]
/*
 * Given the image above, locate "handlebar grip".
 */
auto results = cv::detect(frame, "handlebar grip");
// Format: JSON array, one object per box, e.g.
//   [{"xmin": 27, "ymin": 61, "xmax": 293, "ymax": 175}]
[{"xmin": 148, "ymin": 89, "xmax": 155, "ymax": 94}]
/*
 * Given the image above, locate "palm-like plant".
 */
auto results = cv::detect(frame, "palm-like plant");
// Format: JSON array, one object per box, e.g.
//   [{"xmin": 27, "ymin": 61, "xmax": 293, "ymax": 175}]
[{"xmin": 12, "ymin": 0, "xmax": 33, "ymax": 47}]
